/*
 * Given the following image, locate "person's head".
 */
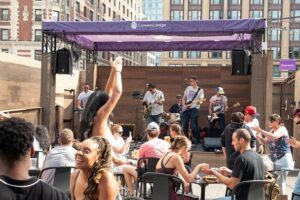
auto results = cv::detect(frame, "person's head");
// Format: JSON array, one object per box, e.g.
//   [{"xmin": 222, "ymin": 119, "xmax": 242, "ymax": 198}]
[
  {"xmin": 79, "ymin": 90, "xmax": 109, "ymax": 141},
  {"xmin": 159, "ymin": 122, "xmax": 169, "ymax": 134},
  {"xmin": 176, "ymin": 94, "xmax": 182, "ymax": 103},
  {"xmin": 0, "ymin": 118, "xmax": 34, "ymax": 165},
  {"xmin": 146, "ymin": 122, "xmax": 160, "ymax": 139},
  {"xmin": 268, "ymin": 114, "xmax": 283, "ymax": 129},
  {"xmin": 189, "ymin": 76, "xmax": 198, "ymax": 87},
  {"xmin": 231, "ymin": 112, "xmax": 245, "ymax": 125},
  {"xmin": 83, "ymin": 83, "xmax": 90, "ymax": 92},
  {"xmin": 170, "ymin": 136, "xmax": 191, "ymax": 162},
  {"xmin": 58, "ymin": 128, "xmax": 74, "ymax": 145},
  {"xmin": 75, "ymin": 136, "xmax": 112, "ymax": 199},
  {"xmin": 169, "ymin": 123, "xmax": 183, "ymax": 138},
  {"xmin": 294, "ymin": 108, "xmax": 300, "ymax": 125},
  {"xmin": 244, "ymin": 106, "xmax": 260, "ymax": 122},
  {"xmin": 216, "ymin": 86, "xmax": 225, "ymax": 96},
  {"xmin": 35, "ymin": 125, "xmax": 51, "ymax": 152},
  {"xmin": 147, "ymin": 83, "xmax": 156, "ymax": 94},
  {"xmin": 111, "ymin": 124, "xmax": 123, "ymax": 139},
  {"xmin": 232, "ymin": 128, "xmax": 251, "ymax": 152}
]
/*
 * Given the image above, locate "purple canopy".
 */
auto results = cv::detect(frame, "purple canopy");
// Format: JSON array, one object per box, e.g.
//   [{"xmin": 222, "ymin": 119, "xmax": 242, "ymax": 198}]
[{"xmin": 42, "ymin": 19, "xmax": 265, "ymax": 51}]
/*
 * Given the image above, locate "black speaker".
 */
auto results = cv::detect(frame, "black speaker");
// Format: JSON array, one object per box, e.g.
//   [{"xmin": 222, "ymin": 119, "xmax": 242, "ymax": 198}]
[
  {"xmin": 55, "ymin": 48, "xmax": 72, "ymax": 74},
  {"xmin": 231, "ymin": 49, "xmax": 251, "ymax": 75}
]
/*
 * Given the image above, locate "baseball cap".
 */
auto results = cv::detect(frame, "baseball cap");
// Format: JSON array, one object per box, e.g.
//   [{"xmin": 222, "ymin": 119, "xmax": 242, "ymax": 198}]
[
  {"xmin": 176, "ymin": 94, "xmax": 182, "ymax": 99},
  {"xmin": 244, "ymin": 106, "xmax": 260, "ymax": 117},
  {"xmin": 146, "ymin": 122, "xmax": 159, "ymax": 131},
  {"xmin": 216, "ymin": 87, "xmax": 225, "ymax": 94}
]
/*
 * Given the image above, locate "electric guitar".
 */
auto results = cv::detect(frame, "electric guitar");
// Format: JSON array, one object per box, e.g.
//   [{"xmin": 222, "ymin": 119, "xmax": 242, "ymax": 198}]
[
  {"xmin": 181, "ymin": 98, "xmax": 206, "ymax": 113},
  {"xmin": 142, "ymin": 96, "xmax": 162, "ymax": 118},
  {"xmin": 207, "ymin": 102, "xmax": 240, "ymax": 123}
]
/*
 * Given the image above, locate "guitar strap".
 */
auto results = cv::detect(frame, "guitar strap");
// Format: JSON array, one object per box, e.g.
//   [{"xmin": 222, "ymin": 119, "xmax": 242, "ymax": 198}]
[{"xmin": 187, "ymin": 87, "xmax": 201, "ymax": 104}]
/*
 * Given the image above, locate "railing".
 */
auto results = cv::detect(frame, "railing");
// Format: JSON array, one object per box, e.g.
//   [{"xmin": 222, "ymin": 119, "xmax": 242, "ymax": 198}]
[{"xmin": 1, "ymin": 107, "xmax": 43, "ymax": 124}]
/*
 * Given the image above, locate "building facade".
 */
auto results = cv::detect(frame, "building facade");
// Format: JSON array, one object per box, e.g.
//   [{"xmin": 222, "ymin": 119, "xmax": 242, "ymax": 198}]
[
  {"xmin": 161, "ymin": 0, "xmax": 300, "ymax": 79},
  {"xmin": 0, "ymin": 0, "xmax": 144, "ymax": 68}
]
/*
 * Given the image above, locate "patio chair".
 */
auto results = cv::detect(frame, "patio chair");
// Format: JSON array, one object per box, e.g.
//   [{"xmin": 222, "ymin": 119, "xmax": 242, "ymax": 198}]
[
  {"xmin": 231, "ymin": 180, "xmax": 272, "ymax": 200},
  {"xmin": 39, "ymin": 166, "xmax": 75, "ymax": 196}
]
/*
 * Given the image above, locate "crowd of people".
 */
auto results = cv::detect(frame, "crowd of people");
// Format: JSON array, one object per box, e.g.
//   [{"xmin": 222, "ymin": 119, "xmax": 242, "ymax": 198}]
[{"xmin": 0, "ymin": 56, "xmax": 300, "ymax": 200}]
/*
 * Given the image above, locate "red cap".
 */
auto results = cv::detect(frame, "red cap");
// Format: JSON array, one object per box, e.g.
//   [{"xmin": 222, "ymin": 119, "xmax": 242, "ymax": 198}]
[{"xmin": 244, "ymin": 106, "xmax": 259, "ymax": 117}]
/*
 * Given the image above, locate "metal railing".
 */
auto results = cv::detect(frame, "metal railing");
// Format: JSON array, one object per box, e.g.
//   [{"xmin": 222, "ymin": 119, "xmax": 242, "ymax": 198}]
[{"xmin": 1, "ymin": 107, "xmax": 43, "ymax": 124}]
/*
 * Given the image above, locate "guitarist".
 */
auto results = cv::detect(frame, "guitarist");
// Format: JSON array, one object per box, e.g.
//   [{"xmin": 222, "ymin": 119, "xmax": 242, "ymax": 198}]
[
  {"xmin": 142, "ymin": 83, "xmax": 165, "ymax": 125},
  {"xmin": 182, "ymin": 76, "xmax": 204, "ymax": 145},
  {"xmin": 208, "ymin": 86, "xmax": 228, "ymax": 137}
]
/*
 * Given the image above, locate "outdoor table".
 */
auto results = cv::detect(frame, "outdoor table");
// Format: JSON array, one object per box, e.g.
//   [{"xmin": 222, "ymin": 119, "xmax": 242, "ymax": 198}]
[{"xmin": 192, "ymin": 177, "xmax": 222, "ymax": 200}]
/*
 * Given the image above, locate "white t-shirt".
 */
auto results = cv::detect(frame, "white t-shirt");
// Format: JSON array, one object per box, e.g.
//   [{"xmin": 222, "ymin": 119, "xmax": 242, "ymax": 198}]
[
  {"xmin": 209, "ymin": 94, "xmax": 228, "ymax": 113},
  {"xmin": 184, "ymin": 86, "xmax": 204, "ymax": 109},
  {"xmin": 245, "ymin": 118, "xmax": 259, "ymax": 137},
  {"xmin": 143, "ymin": 90, "xmax": 165, "ymax": 115},
  {"xmin": 78, "ymin": 90, "xmax": 93, "ymax": 108}
]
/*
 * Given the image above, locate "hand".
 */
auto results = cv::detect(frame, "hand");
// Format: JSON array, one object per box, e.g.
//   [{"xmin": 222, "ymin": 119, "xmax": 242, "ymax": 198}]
[
  {"xmin": 126, "ymin": 135, "xmax": 132, "ymax": 143},
  {"xmin": 0, "ymin": 112, "xmax": 10, "ymax": 121},
  {"xmin": 110, "ymin": 56, "xmax": 123, "ymax": 72},
  {"xmin": 258, "ymin": 145, "xmax": 264, "ymax": 154},
  {"xmin": 288, "ymin": 136, "xmax": 299, "ymax": 148},
  {"xmin": 219, "ymin": 166, "xmax": 231, "ymax": 176}
]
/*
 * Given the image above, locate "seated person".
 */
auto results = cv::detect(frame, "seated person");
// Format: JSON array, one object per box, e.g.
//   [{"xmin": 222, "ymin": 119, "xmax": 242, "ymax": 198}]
[
  {"xmin": 111, "ymin": 123, "xmax": 132, "ymax": 160},
  {"xmin": 0, "ymin": 117, "xmax": 68, "ymax": 200},
  {"xmin": 203, "ymin": 129, "xmax": 264, "ymax": 200},
  {"xmin": 70, "ymin": 137, "xmax": 118, "ymax": 200},
  {"xmin": 123, "ymin": 122, "xmax": 170, "ymax": 197},
  {"xmin": 41, "ymin": 128, "xmax": 77, "ymax": 184},
  {"xmin": 158, "ymin": 122, "xmax": 170, "ymax": 139},
  {"xmin": 156, "ymin": 136, "xmax": 208, "ymax": 199},
  {"xmin": 169, "ymin": 123, "xmax": 184, "ymax": 141}
]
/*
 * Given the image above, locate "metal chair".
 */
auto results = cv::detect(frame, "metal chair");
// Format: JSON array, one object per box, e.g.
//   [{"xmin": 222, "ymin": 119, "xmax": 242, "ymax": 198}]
[
  {"xmin": 142, "ymin": 172, "xmax": 185, "ymax": 200},
  {"xmin": 231, "ymin": 180, "xmax": 272, "ymax": 200},
  {"xmin": 135, "ymin": 157, "xmax": 160, "ymax": 196},
  {"xmin": 39, "ymin": 166, "xmax": 75, "ymax": 196}
]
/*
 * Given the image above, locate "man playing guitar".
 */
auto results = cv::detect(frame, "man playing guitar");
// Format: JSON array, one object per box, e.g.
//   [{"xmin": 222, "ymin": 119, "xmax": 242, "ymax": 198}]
[
  {"xmin": 142, "ymin": 83, "xmax": 165, "ymax": 125},
  {"xmin": 208, "ymin": 86, "xmax": 228, "ymax": 137},
  {"xmin": 182, "ymin": 76, "xmax": 204, "ymax": 145}
]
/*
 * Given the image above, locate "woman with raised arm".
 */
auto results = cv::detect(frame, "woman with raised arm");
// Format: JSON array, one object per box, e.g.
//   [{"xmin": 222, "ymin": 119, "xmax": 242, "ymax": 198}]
[
  {"xmin": 70, "ymin": 136, "xmax": 118, "ymax": 200},
  {"xmin": 80, "ymin": 56, "xmax": 123, "ymax": 141}
]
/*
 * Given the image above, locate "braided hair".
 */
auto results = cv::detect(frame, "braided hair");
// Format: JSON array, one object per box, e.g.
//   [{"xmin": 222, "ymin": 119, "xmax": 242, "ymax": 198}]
[{"xmin": 84, "ymin": 136, "xmax": 112, "ymax": 200}]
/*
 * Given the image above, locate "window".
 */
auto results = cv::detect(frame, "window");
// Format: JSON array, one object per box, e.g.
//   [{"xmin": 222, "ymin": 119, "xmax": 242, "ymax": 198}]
[
  {"xmin": 103, "ymin": 3, "xmax": 106, "ymax": 14},
  {"xmin": 75, "ymin": 2, "xmax": 80, "ymax": 12},
  {"xmin": 269, "ymin": 10, "xmax": 281, "ymax": 19},
  {"xmin": 170, "ymin": 10, "xmax": 183, "ymax": 20},
  {"xmin": 171, "ymin": 0, "xmax": 183, "ymax": 4},
  {"xmin": 66, "ymin": 14, "xmax": 70, "ymax": 21},
  {"xmin": 229, "ymin": 0, "xmax": 240, "ymax": 4},
  {"xmin": 291, "ymin": 10, "xmax": 300, "ymax": 22},
  {"xmin": 272, "ymin": 0, "xmax": 281, "ymax": 4},
  {"xmin": 272, "ymin": 65, "xmax": 281, "ymax": 77},
  {"xmin": 268, "ymin": 29, "xmax": 280, "ymax": 41},
  {"xmin": 228, "ymin": 10, "xmax": 240, "ymax": 19},
  {"xmin": 2, "ymin": 49, "xmax": 8, "ymax": 53},
  {"xmin": 52, "ymin": 11, "xmax": 59, "ymax": 21},
  {"xmin": 271, "ymin": 47, "xmax": 280, "ymax": 59},
  {"xmin": 53, "ymin": 0, "xmax": 59, "ymax": 3},
  {"xmin": 209, "ymin": 51, "xmax": 222, "ymax": 59},
  {"xmin": 90, "ymin": 10, "xmax": 93, "ymax": 21},
  {"xmin": 289, "ymin": 47, "xmax": 300, "ymax": 59},
  {"xmin": 188, "ymin": 10, "xmax": 201, "ymax": 20},
  {"xmin": 1, "ymin": 9, "xmax": 9, "ymax": 21},
  {"xmin": 35, "ymin": 29, "xmax": 42, "ymax": 41},
  {"xmin": 169, "ymin": 64, "xmax": 183, "ymax": 67},
  {"xmin": 291, "ymin": 0, "xmax": 300, "ymax": 3},
  {"xmin": 187, "ymin": 51, "xmax": 201, "ymax": 59},
  {"xmin": 189, "ymin": 0, "xmax": 201, "ymax": 4},
  {"xmin": 210, "ymin": 10, "xmax": 223, "ymax": 19},
  {"xmin": 84, "ymin": 7, "xmax": 87, "ymax": 17},
  {"xmin": 35, "ymin": 9, "xmax": 42, "ymax": 21},
  {"xmin": 186, "ymin": 64, "xmax": 200, "ymax": 67},
  {"xmin": 1, "ymin": 29, "xmax": 8, "ymax": 40},
  {"xmin": 90, "ymin": 0, "xmax": 94, "ymax": 4},
  {"xmin": 250, "ymin": 10, "xmax": 262, "ymax": 18},
  {"xmin": 290, "ymin": 29, "xmax": 300, "ymax": 41},
  {"xmin": 210, "ymin": 0, "xmax": 222, "ymax": 4},
  {"xmin": 66, "ymin": 0, "xmax": 70, "ymax": 6},
  {"xmin": 169, "ymin": 51, "xmax": 183, "ymax": 58},
  {"xmin": 35, "ymin": 50, "xmax": 42, "ymax": 61},
  {"xmin": 250, "ymin": 0, "xmax": 262, "ymax": 4}
]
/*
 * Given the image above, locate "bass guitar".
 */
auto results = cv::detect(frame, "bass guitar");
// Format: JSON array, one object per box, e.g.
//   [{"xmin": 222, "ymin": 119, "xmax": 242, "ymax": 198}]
[{"xmin": 207, "ymin": 102, "xmax": 240, "ymax": 123}]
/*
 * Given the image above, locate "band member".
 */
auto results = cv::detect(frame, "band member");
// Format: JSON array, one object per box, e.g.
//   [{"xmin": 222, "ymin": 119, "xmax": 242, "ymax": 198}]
[
  {"xmin": 142, "ymin": 83, "xmax": 165, "ymax": 125},
  {"xmin": 182, "ymin": 76, "xmax": 204, "ymax": 145},
  {"xmin": 208, "ymin": 86, "xmax": 228, "ymax": 136},
  {"xmin": 169, "ymin": 94, "xmax": 183, "ymax": 114}
]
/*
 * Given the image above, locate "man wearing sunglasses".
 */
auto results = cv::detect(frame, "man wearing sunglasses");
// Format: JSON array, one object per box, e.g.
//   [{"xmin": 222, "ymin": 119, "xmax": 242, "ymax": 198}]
[{"xmin": 77, "ymin": 82, "xmax": 94, "ymax": 110}]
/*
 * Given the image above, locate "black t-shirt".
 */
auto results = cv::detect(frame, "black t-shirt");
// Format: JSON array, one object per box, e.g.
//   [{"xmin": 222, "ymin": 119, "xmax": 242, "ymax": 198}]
[
  {"xmin": 221, "ymin": 123, "xmax": 256, "ymax": 169},
  {"xmin": 231, "ymin": 150, "xmax": 264, "ymax": 200},
  {"xmin": 0, "ymin": 175, "xmax": 68, "ymax": 200}
]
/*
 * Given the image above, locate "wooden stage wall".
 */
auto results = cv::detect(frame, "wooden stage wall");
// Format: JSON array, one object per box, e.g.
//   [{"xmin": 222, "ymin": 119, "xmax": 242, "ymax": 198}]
[{"xmin": 96, "ymin": 66, "xmax": 251, "ymax": 137}]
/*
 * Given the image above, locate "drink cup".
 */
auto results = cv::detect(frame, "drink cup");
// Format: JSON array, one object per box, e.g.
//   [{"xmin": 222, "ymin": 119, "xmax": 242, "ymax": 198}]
[{"xmin": 164, "ymin": 136, "xmax": 171, "ymax": 143}]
